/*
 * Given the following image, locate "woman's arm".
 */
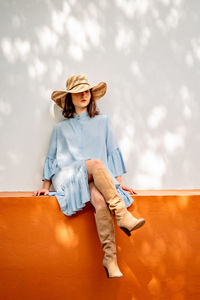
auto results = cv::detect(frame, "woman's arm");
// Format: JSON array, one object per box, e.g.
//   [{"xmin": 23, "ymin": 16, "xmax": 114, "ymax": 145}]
[
  {"xmin": 115, "ymin": 175, "xmax": 122, "ymax": 184},
  {"xmin": 115, "ymin": 175, "xmax": 137, "ymax": 195},
  {"xmin": 42, "ymin": 179, "xmax": 51, "ymax": 190},
  {"xmin": 33, "ymin": 180, "xmax": 51, "ymax": 196}
]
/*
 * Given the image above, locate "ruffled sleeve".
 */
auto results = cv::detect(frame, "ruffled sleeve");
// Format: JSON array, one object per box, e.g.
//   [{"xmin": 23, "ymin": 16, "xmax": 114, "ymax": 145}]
[
  {"xmin": 106, "ymin": 117, "xmax": 127, "ymax": 177},
  {"xmin": 42, "ymin": 126, "xmax": 59, "ymax": 181},
  {"xmin": 42, "ymin": 157, "xmax": 59, "ymax": 181},
  {"xmin": 107, "ymin": 147, "xmax": 127, "ymax": 177}
]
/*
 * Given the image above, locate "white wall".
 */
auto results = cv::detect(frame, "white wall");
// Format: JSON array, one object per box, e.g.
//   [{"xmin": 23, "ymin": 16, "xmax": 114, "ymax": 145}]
[{"xmin": 0, "ymin": 0, "xmax": 200, "ymax": 191}]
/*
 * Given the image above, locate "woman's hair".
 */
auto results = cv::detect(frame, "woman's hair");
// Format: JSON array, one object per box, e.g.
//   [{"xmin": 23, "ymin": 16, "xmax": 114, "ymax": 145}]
[{"xmin": 62, "ymin": 89, "xmax": 100, "ymax": 118}]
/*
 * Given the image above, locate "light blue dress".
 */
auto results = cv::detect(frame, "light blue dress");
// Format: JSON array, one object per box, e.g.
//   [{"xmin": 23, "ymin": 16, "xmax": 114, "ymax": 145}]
[{"xmin": 42, "ymin": 111, "xmax": 133, "ymax": 216}]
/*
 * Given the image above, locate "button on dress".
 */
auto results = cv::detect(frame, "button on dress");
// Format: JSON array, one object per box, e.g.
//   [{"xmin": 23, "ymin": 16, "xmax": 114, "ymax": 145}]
[{"xmin": 42, "ymin": 111, "xmax": 133, "ymax": 216}]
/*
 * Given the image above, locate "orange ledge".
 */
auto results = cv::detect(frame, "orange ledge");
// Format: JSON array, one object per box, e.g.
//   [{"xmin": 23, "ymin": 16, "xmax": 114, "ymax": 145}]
[
  {"xmin": 1, "ymin": 189, "xmax": 200, "ymax": 197},
  {"xmin": 0, "ymin": 190, "xmax": 200, "ymax": 300}
]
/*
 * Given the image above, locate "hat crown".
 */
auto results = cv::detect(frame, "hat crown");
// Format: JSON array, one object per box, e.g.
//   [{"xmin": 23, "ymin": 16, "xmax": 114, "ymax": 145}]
[{"xmin": 66, "ymin": 74, "xmax": 90, "ymax": 91}]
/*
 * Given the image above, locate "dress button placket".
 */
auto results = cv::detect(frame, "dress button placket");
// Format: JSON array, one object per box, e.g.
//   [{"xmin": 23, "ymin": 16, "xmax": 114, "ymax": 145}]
[{"xmin": 79, "ymin": 118, "xmax": 84, "ymax": 155}]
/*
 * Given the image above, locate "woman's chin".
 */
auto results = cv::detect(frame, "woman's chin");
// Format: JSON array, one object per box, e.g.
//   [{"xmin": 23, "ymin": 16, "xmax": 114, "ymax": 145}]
[{"xmin": 80, "ymin": 103, "xmax": 88, "ymax": 108}]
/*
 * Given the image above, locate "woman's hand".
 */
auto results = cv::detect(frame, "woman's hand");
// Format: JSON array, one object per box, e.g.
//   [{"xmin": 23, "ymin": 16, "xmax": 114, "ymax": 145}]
[
  {"xmin": 120, "ymin": 184, "xmax": 137, "ymax": 195},
  {"xmin": 33, "ymin": 188, "xmax": 49, "ymax": 196}
]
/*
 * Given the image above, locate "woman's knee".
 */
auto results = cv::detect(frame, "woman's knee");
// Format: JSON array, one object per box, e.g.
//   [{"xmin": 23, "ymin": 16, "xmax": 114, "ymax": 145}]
[
  {"xmin": 85, "ymin": 159, "xmax": 104, "ymax": 179},
  {"xmin": 86, "ymin": 158, "xmax": 104, "ymax": 168}
]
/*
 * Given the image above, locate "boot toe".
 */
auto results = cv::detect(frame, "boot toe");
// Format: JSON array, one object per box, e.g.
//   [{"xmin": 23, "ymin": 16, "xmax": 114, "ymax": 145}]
[{"xmin": 131, "ymin": 218, "xmax": 145, "ymax": 231}]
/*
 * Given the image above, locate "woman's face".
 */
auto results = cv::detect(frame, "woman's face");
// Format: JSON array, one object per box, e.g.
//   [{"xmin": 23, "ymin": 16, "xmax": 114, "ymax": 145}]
[{"xmin": 71, "ymin": 89, "xmax": 91, "ymax": 112}]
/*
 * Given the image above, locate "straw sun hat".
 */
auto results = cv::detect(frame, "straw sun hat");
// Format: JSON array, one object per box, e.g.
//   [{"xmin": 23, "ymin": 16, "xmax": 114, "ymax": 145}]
[{"xmin": 51, "ymin": 74, "xmax": 107, "ymax": 109}]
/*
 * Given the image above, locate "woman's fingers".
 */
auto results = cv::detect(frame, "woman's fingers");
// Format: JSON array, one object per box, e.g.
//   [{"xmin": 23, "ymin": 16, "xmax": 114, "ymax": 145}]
[
  {"xmin": 129, "ymin": 188, "xmax": 135, "ymax": 194},
  {"xmin": 33, "ymin": 189, "xmax": 49, "ymax": 196},
  {"xmin": 128, "ymin": 188, "xmax": 137, "ymax": 194},
  {"xmin": 131, "ymin": 189, "xmax": 137, "ymax": 194},
  {"xmin": 121, "ymin": 185, "xmax": 137, "ymax": 195}
]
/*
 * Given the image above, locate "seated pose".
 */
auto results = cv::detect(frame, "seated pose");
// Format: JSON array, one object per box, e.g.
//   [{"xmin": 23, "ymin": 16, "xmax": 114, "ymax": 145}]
[{"xmin": 34, "ymin": 74, "xmax": 145, "ymax": 278}]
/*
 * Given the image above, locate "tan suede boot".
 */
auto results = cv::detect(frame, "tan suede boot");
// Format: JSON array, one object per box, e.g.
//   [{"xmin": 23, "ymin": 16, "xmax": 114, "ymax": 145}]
[
  {"xmin": 94, "ymin": 206, "xmax": 123, "ymax": 278},
  {"xmin": 93, "ymin": 168, "xmax": 145, "ymax": 236}
]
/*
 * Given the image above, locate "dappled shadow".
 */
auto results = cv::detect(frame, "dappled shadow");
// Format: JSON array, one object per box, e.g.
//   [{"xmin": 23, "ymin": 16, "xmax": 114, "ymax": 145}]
[
  {"xmin": 114, "ymin": 194, "xmax": 200, "ymax": 299},
  {"xmin": 0, "ymin": 0, "xmax": 200, "ymax": 191}
]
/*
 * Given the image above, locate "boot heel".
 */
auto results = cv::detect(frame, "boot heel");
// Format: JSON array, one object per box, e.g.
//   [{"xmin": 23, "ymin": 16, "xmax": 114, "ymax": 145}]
[
  {"xmin": 104, "ymin": 266, "xmax": 109, "ymax": 278},
  {"xmin": 120, "ymin": 227, "xmax": 131, "ymax": 236},
  {"xmin": 120, "ymin": 219, "xmax": 145, "ymax": 236}
]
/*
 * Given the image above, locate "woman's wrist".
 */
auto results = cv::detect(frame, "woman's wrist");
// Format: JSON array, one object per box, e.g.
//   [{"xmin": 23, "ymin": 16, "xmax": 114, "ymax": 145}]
[
  {"xmin": 115, "ymin": 176, "xmax": 122, "ymax": 185},
  {"xmin": 42, "ymin": 180, "xmax": 51, "ymax": 190}
]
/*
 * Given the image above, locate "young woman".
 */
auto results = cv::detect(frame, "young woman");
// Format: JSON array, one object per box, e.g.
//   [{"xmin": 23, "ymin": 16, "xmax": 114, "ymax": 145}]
[{"xmin": 33, "ymin": 74, "xmax": 145, "ymax": 278}]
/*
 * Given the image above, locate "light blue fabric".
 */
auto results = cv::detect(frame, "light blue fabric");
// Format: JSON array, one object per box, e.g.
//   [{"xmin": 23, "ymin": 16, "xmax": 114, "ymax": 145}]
[{"xmin": 42, "ymin": 111, "xmax": 133, "ymax": 216}]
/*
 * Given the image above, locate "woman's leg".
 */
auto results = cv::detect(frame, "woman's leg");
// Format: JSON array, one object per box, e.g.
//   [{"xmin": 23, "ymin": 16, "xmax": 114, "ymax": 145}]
[
  {"xmin": 89, "ymin": 181, "xmax": 123, "ymax": 278},
  {"xmin": 85, "ymin": 159, "xmax": 105, "ymax": 183},
  {"xmin": 89, "ymin": 181, "xmax": 107, "ymax": 212},
  {"xmin": 85, "ymin": 159, "xmax": 145, "ymax": 236}
]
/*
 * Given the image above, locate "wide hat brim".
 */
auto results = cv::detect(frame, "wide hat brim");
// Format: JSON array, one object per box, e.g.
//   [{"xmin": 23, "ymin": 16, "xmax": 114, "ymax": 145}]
[{"xmin": 51, "ymin": 81, "xmax": 107, "ymax": 109}]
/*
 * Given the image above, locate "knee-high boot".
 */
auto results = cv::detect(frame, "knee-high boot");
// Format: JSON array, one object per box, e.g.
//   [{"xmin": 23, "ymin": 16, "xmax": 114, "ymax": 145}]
[
  {"xmin": 94, "ymin": 206, "xmax": 123, "ymax": 278},
  {"xmin": 93, "ymin": 168, "xmax": 145, "ymax": 236}
]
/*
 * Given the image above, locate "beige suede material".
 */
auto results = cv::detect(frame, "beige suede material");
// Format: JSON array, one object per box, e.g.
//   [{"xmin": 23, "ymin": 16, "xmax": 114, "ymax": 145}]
[
  {"xmin": 93, "ymin": 168, "xmax": 126, "ymax": 211},
  {"xmin": 94, "ymin": 206, "xmax": 123, "ymax": 278},
  {"xmin": 93, "ymin": 168, "xmax": 145, "ymax": 232}
]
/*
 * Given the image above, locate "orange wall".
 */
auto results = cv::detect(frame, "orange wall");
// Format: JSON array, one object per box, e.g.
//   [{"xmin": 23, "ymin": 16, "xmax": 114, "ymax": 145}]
[{"xmin": 0, "ymin": 192, "xmax": 200, "ymax": 300}]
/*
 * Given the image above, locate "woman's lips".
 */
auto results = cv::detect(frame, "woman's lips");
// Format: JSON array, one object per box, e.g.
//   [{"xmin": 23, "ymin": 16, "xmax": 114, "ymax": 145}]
[{"xmin": 81, "ymin": 100, "xmax": 86, "ymax": 102}]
